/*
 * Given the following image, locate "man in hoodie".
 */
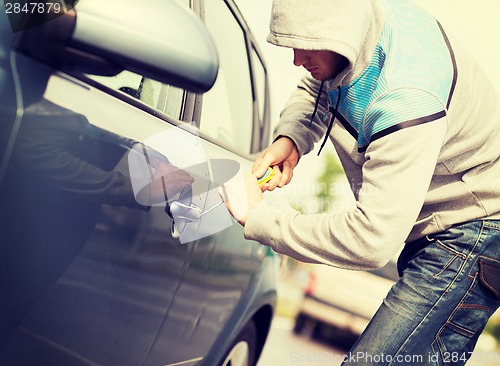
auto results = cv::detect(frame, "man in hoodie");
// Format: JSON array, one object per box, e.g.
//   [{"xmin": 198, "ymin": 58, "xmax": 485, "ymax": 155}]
[{"xmin": 221, "ymin": 0, "xmax": 500, "ymax": 364}]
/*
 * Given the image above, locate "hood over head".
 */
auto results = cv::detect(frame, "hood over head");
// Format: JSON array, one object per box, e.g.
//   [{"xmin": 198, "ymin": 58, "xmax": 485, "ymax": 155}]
[{"xmin": 267, "ymin": 0, "xmax": 386, "ymax": 86}]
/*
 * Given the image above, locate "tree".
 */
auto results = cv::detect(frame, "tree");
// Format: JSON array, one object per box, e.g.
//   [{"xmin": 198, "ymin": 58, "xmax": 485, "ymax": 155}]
[{"xmin": 315, "ymin": 151, "xmax": 344, "ymax": 213}]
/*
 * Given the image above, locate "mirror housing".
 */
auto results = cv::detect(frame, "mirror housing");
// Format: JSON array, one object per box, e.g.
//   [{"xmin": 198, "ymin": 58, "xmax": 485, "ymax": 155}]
[{"xmin": 14, "ymin": 0, "xmax": 219, "ymax": 93}]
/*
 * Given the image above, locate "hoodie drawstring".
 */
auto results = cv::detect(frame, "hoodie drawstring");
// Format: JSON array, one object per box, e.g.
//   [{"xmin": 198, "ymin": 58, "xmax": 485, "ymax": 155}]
[
  {"xmin": 309, "ymin": 81, "xmax": 325, "ymax": 127},
  {"xmin": 317, "ymin": 85, "xmax": 341, "ymax": 156}
]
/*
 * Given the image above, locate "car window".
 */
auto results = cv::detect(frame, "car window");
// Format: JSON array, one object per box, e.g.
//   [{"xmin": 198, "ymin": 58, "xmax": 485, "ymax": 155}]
[
  {"xmin": 88, "ymin": 72, "xmax": 185, "ymax": 120},
  {"xmin": 85, "ymin": 0, "xmax": 191, "ymax": 120},
  {"xmin": 201, "ymin": 0, "xmax": 253, "ymax": 154}
]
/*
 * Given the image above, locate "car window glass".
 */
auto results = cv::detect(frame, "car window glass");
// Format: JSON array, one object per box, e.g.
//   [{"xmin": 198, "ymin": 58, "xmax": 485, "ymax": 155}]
[
  {"xmin": 201, "ymin": 1, "xmax": 253, "ymax": 153},
  {"xmin": 88, "ymin": 72, "xmax": 185, "ymax": 120}
]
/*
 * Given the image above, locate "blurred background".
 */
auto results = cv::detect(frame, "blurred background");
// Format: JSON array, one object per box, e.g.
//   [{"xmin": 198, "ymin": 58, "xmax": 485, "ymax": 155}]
[{"xmin": 232, "ymin": 0, "xmax": 500, "ymax": 365}]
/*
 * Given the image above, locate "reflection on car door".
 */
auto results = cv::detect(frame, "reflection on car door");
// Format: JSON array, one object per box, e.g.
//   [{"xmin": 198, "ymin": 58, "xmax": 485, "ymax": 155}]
[{"xmin": 0, "ymin": 70, "xmax": 210, "ymax": 365}]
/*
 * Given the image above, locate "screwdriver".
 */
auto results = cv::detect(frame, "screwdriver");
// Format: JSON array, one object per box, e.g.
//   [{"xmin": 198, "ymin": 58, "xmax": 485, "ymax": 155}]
[{"xmin": 257, "ymin": 167, "xmax": 275, "ymax": 187}]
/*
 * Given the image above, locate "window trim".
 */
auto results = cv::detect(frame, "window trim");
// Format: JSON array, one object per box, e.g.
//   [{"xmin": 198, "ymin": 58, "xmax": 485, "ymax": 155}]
[{"xmin": 250, "ymin": 43, "xmax": 271, "ymax": 152}]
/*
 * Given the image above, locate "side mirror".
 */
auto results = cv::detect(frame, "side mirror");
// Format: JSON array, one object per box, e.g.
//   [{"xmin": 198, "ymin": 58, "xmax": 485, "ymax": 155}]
[{"xmin": 13, "ymin": 0, "xmax": 219, "ymax": 93}]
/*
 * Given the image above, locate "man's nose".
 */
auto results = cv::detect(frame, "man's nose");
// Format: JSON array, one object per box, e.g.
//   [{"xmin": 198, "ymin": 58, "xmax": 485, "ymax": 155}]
[{"xmin": 293, "ymin": 49, "xmax": 307, "ymax": 67}]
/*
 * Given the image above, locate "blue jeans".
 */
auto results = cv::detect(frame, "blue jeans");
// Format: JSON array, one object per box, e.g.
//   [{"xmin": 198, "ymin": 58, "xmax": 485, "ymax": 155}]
[{"xmin": 342, "ymin": 220, "xmax": 500, "ymax": 365}]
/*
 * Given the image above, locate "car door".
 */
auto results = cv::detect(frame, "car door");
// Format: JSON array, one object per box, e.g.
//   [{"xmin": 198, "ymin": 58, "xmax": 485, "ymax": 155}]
[
  {"xmin": 1, "ymin": 0, "xmax": 277, "ymax": 365},
  {"xmin": 141, "ymin": 2, "xmax": 276, "ymax": 365},
  {"xmin": 0, "ymin": 2, "xmax": 220, "ymax": 364},
  {"xmin": 0, "ymin": 67, "xmax": 213, "ymax": 365}
]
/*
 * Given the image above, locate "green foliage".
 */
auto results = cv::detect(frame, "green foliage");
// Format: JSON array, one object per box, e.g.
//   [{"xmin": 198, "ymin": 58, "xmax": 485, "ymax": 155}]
[{"xmin": 315, "ymin": 151, "xmax": 344, "ymax": 213}]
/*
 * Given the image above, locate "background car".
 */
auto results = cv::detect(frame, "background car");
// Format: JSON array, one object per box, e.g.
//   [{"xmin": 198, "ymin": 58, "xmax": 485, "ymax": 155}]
[
  {"xmin": 0, "ymin": 1, "xmax": 278, "ymax": 365},
  {"xmin": 292, "ymin": 260, "xmax": 399, "ymax": 349}
]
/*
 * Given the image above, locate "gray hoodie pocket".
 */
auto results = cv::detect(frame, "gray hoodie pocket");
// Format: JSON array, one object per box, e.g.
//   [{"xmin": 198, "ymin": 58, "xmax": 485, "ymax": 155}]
[{"xmin": 479, "ymin": 257, "xmax": 500, "ymax": 299}]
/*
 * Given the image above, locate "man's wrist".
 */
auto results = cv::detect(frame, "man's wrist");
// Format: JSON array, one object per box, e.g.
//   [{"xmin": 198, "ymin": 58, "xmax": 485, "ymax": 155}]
[{"xmin": 274, "ymin": 135, "xmax": 298, "ymax": 151}]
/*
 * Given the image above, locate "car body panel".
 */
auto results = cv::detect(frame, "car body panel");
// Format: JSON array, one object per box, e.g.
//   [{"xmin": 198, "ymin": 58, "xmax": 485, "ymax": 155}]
[{"xmin": 0, "ymin": 1, "xmax": 277, "ymax": 365}]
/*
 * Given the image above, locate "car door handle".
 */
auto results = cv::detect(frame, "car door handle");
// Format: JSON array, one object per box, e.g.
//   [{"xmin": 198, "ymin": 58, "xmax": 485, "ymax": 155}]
[
  {"xmin": 169, "ymin": 201, "xmax": 203, "ymax": 221},
  {"xmin": 170, "ymin": 199, "xmax": 224, "ymax": 221},
  {"xmin": 169, "ymin": 200, "xmax": 225, "ymax": 240}
]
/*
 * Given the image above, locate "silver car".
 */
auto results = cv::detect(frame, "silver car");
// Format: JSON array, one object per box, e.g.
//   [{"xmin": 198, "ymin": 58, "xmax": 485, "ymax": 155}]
[{"xmin": 0, "ymin": 1, "xmax": 278, "ymax": 365}]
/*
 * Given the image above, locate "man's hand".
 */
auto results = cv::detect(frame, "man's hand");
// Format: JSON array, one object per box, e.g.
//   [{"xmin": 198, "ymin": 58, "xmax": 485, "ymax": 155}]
[
  {"xmin": 252, "ymin": 136, "xmax": 299, "ymax": 191},
  {"xmin": 220, "ymin": 172, "xmax": 264, "ymax": 226}
]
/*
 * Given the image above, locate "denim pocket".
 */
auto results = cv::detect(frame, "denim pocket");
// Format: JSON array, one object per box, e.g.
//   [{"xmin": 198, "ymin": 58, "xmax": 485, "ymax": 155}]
[
  {"xmin": 479, "ymin": 257, "xmax": 500, "ymax": 299},
  {"xmin": 431, "ymin": 275, "xmax": 489, "ymax": 365},
  {"xmin": 431, "ymin": 257, "xmax": 500, "ymax": 365},
  {"xmin": 431, "ymin": 239, "xmax": 467, "ymax": 278}
]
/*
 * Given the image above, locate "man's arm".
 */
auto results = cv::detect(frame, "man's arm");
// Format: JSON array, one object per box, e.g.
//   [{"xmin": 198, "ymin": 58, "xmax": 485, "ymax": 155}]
[{"xmin": 244, "ymin": 118, "xmax": 448, "ymax": 270}]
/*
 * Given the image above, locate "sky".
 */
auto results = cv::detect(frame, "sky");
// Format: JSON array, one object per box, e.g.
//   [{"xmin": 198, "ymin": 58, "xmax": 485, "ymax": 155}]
[{"xmin": 233, "ymin": 0, "xmax": 500, "ymax": 208}]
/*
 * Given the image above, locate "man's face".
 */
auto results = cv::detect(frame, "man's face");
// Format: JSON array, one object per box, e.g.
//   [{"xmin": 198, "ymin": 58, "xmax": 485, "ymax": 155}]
[{"xmin": 293, "ymin": 49, "xmax": 348, "ymax": 81}]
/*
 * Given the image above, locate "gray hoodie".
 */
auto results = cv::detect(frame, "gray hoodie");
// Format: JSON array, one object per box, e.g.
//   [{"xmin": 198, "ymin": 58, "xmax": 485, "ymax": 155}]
[{"xmin": 244, "ymin": 0, "xmax": 500, "ymax": 270}]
